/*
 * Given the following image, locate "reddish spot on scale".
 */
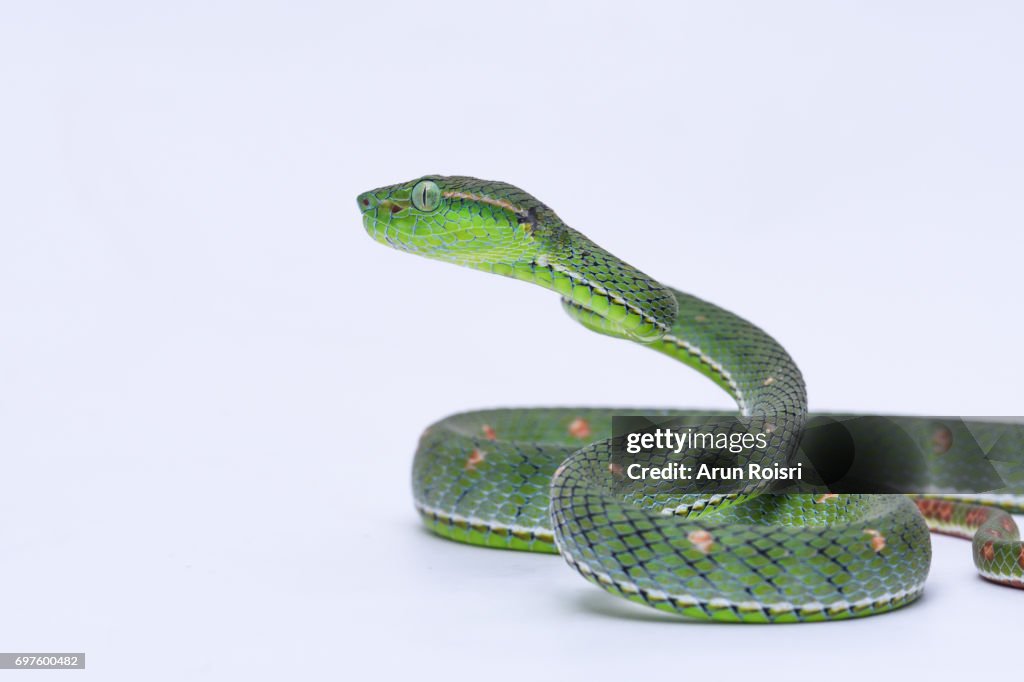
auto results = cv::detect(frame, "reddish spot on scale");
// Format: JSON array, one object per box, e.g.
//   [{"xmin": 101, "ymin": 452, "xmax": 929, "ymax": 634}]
[
  {"xmin": 863, "ymin": 529, "xmax": 886, "ymax": 553},
  {"xmin": 1018, "ymin": 547, "xmax": 1024, "ymax": 570},
  {"xmin": 608, "ymin": 462, "xmax": 624, "ymax": 477},
  {"xmin": 982, "ymin": 541, "xmax": 995, "ymax": 562},
  {"xmin": 482, "ymin": 424, "xmax": 497, "ymax": 440},
  {"xmin": 966, "ymin": 507, "xmax": 990, "ymax": 527},
  {"xmin": 688, "ymin": 529, "xmax": 714, "ymax": 554},
  {"xmin": 915, "ymin": 498, "xmax": 953, "ymax": 522},
  {"xmin": 931, "ymin": 426, "xmax": 953, "ymax": 454},
  {"xmin": 390, "ymin": 203, "xmax": 402, "ymax": 214},
  {"xmin": 568, "ymin": 417, "xmax": 591, "ymax": 439},
  {"xmin": 1002, "ymin": 517, "xmax": 1016, "ymax": 533},
  {"xmin": 465, "ymin": 448, "xmax": 485, "ymax": 471}
]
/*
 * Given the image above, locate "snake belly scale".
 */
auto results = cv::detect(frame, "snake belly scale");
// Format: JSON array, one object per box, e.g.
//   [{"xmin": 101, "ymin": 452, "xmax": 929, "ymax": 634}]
[{"xmin": 358, "ymin": 175, "xmax": 1024, "ymax": 623}]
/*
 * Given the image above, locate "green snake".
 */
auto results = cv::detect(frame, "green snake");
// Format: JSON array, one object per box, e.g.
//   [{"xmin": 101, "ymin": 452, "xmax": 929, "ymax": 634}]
[{"xmin": 358, "ymin": 175, "xmax": 1024, "ymax": 622}]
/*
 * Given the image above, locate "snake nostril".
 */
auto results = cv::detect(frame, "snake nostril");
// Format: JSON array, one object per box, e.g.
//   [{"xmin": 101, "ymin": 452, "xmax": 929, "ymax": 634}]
[{"xmin": 357, "ymin": 192, "xmax": 377, "ymax": 210}]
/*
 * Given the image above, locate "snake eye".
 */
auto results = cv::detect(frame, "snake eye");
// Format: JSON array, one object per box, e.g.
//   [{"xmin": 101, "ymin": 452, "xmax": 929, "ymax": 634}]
[{"xmin": 410, "ymin": 180, "xmax": 441, "ymax": 212}]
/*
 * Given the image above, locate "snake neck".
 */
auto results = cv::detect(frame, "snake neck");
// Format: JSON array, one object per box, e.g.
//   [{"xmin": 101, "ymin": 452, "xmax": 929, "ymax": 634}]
[
  {"xmin": 473, "ymin": 224, "xmax": 680, "ymax": 343},
  {"xmin": 526, "ymin": 230, "xmax": 808, "ymax": 447},
  {"xmin": 651, "ymin": 288, "xmax": 808, "ymax": 446}
]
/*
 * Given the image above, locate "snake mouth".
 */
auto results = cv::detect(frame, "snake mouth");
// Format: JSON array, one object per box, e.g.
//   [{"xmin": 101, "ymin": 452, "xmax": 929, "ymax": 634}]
[
  {"xmin": 360, "ymin": 209, "xmax": 422, "ymax": 255},
  {"xmin": 358, "ymin": 192, "xmax": 397, "ymax": 246},
  {"xmin": 357, "ymin": 192, "xmax": 417, "ymax": 247}
]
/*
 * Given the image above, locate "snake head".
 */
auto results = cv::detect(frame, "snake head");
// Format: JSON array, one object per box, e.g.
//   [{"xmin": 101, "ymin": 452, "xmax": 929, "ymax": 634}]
[
  {"xmin": 358, "ymin": 175, "xmax": 677, "ymax": 342},
  {"xmin": 358, "ymin": 175, "xmax": 547, "ymax": 268}
]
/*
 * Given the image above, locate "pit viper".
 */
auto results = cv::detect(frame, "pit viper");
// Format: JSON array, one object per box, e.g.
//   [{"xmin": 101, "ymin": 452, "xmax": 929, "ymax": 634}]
[{"xmin": 358, "ymin": 175, "xmax": 1024, "ymax": 622}]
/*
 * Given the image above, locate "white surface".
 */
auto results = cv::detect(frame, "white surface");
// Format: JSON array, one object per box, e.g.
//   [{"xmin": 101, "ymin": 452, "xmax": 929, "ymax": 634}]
[{"xmin": 2, "ymin": 2, "xmax": 1022, "ymax": 680}]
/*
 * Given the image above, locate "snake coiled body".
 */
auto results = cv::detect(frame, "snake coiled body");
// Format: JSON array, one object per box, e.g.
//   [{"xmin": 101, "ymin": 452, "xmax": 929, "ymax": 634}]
[{"xmin": 359, "ymin": 175, "xmax": 1024, "ymax": 622}]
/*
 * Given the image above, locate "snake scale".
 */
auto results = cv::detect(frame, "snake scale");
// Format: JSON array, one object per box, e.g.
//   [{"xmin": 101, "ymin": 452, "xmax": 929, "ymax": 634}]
[{"xmin": 358, "ymin": 175, "xmax": 1024, "ymax": 622}]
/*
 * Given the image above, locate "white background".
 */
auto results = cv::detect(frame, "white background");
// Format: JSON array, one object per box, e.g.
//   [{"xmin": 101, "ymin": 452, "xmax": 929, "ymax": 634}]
[{"xmin": 2, "ymin": 2, "xmax": 1022, "ymax": 680}]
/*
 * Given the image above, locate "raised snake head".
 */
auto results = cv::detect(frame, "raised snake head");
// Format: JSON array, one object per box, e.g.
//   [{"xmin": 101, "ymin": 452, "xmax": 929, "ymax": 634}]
[{"xmin": 358, "ymin": 175, "xmax": 677, "ymax": 342}]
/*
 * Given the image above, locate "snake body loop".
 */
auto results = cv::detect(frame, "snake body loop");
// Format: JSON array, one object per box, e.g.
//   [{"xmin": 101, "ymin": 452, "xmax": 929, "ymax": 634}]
[{"xmin": 359, "ymin": 175, "xmax": 1024, "ymax": 622}]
